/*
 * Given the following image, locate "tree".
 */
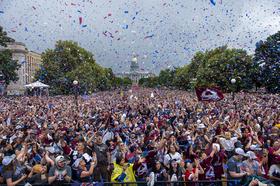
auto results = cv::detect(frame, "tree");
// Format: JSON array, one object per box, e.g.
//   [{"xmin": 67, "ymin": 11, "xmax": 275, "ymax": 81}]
[
  {"xmin": 158, "ymin": 68, "xmax": 176, "ymax": 87},
  {"xmin": 0, "ymin": 50, "xmax": 20, "ymax": 86},
  {"xmin": 194, "ymin": 46, "xmax": 254, "ymax": 92},
  {"xmin": 139, "ymin": 77, "xmax": 159, "ymax": 88},
  {"xmin": 254, "ymin": 31, "xmax": 280, "ymax": 93},
  {"xmin": 0, "ymin": 26, "xmax": 19, "ymax": 87},
  {"xmin": 140, "ymin": 46, "xmax": 255, "ymax": 92},
  {"xmin": 0, "ymin": 26, "xmax": 14, "ymax": 46},
  {"xmin": 35, "ymin": 40, "xmax": 116, "ymax": 94}
]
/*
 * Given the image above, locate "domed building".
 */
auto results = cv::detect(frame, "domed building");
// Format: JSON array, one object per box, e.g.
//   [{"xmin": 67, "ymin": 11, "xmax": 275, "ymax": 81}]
[{"xmin": 116, "ymin": 57, "xmax": 155, "ymax": 83}]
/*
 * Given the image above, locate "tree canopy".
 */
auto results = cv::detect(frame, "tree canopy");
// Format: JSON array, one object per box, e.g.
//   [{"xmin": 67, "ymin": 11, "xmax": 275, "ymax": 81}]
[
  {"xmin": 254, "ymin": 31, "xmax": 280, "ymax": 93},
  {"xmin": 140, "ymin": 46, "xmax": 255, "ymax": 92},
  {"xmin": 0, "ymin": 26, "xmax": 20, "ymax": 86},
  {"xmin": 36, "ymin": 40, "xmax": 130, "ymax": 95}
]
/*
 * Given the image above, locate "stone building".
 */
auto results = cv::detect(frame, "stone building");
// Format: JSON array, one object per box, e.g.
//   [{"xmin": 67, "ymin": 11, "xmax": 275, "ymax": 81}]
[
  {"xmin": 115, "ymin": 57, "xmax": 155, "ymax": 83},
  {"xmin": 0, "ymin": 42, "xmax": 42, "ymax": 95}
]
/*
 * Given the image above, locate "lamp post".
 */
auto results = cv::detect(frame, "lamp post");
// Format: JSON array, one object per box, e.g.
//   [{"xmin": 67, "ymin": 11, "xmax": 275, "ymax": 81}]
[
  {"xmin": 231, "ymin": 78, "xmax": 236, "ymax": 100},
  {"xmin": 73, "ymin": 80, "xmax": 79, "ymax": 110}
]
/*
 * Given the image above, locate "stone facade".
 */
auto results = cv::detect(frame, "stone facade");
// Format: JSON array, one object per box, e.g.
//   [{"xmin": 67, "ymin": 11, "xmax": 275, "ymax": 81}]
[{"xmin": 0, "ymin": 42, "xmax": 42, "ymax": 95}]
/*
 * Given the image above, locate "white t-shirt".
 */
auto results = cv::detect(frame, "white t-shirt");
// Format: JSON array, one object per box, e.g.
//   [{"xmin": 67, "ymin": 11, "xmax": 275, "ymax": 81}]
[
  {"xmin": 219, "ymin": 137, "xmax": 238, "ymax": 151},
  {"xmin": 163, "ymin": 152, "xmax": 182, "ymax": 167}
]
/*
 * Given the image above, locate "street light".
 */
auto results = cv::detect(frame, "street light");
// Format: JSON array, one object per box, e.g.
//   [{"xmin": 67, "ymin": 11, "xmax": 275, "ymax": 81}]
[
  {"xmin": 231, "ymin": 78, "xmax": 236, "ymax": 100},
  {"xmin": 73, "ymin": 80, "xmax": 79, "ymax": 110}
]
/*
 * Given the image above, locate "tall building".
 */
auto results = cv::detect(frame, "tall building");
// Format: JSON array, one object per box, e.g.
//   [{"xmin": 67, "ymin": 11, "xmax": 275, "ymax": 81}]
[
  {"xmin": 116, "ymin": 57, "xmax": 155, "ymax": 83},
  {"xmin": 0, "ymin": 42, "xmax": 42, "ymax": 95}
]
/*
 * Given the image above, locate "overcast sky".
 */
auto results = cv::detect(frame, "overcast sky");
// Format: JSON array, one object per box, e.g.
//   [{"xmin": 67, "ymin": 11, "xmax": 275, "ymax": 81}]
[{"xmin": 0, "ymin": 0, "xmax": 279, "ymax": 73}]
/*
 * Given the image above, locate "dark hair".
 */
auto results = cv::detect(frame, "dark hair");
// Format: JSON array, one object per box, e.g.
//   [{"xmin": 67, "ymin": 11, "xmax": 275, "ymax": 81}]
[{"xmin": 116, "ymin": 153, "xmax": 123, "ymax": 165}]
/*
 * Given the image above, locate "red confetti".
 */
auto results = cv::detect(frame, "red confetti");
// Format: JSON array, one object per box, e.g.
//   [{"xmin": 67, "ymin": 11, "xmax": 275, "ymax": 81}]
[{"xmin": 79, "ymin": 17, "xmax": 83, "ymax": 25}]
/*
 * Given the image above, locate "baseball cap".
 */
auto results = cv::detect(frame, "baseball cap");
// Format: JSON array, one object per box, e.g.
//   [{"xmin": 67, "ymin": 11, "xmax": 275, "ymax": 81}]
[
  {"xmin": 55, "ymin": 155, "xmax": 65, "ymax": 164},
  {"xmin": 246, "ymin": 151, "xmax": 257, "ymax": 160},
  {"xmin": 197, "ymin": 124, "xmax": 206, "ymax": 129},
  {"xmin": 235, "ymin": 148, "xmax": 246, "ymax": 156},
  {"xmin": 2, "ymin": 154, "xmax": 16, "ymax": 166},
  {"xmin": 250, "ymin": 145, "xmax": 262, "ymax": 151}
]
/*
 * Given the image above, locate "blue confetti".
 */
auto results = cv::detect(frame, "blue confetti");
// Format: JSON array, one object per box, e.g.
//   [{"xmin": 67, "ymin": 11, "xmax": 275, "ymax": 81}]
[{"xmin": 210, "ymin": 0, "xmax": 216, "ymax": 6}]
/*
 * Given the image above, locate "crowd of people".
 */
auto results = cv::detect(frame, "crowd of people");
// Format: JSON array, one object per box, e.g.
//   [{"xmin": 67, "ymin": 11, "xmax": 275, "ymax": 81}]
[{"xmin": 0, "ymin": 88, "xmax": 279, "ymax": 186}]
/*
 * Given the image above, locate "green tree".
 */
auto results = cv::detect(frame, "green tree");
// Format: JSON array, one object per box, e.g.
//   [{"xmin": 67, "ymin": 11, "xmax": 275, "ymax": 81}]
[
  {"xmin": 36, "ymin": 40, "xmax": 116, "ymax": 94},
  {"xmin": 254, "ymin": 31, "xmax": 280, "ymax": 93},
  {"xmin": 158, "ymin": 68, "xmax": 176, "ymax": 87},
  {"xmin": 139, "ymin": 77, "xmax": 158, "ymax": 88},
  {"xmin": 195, "ymin": 46, "xmax": 254, "ymax": 92},
  {"xmin": 0, "ymin": 26, "xmax": 20, "ymax": 86}
]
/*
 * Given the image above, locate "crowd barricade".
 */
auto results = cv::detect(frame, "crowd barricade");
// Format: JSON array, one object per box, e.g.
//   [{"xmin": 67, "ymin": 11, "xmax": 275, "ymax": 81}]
[{"xmin": 1, "ymin": 179, "xmax": 279, "ymax": 186}]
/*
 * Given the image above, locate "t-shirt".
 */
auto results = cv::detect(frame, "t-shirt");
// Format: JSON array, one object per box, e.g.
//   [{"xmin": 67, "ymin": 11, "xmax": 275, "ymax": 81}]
[
  {"xmin": 2, "ymin": 170, "xmax": 25, "ymax": 185},
  {"xmin": 242, "ymin": 160, "xmax": 259, "ymax": 175},
  {"xmin": 227, "ymin": 156, "xmax": 242, "ymax": 180},
  {"xmin": 93, "ymin": 143, "xmax": 109, "ymax": 166},
  {"xmin": 163, "ymin": 152, "xmax": 182, "ymax": 167},
  {"xmin": 199, "ymin": 156, "xmax": 214, "ymax": 180},
  {"xmin": 212, "ymin": 151, "xmax": 225, "ymax": 179},
  {"xmin": 219, "ymin": 137, "xmax": 238, "ymax": 151},
  {"xmin": 48, "ymin": 165, "xmax": 72, "ymax": 185},
  {"xmin": 185, "ymin": 169, "xmax": 196, "ymax": 181}
]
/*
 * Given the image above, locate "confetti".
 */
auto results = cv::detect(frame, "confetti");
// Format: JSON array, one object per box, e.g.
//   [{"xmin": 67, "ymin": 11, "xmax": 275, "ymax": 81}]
[{"xmin": 210, "ymin": 0, "xmax": 216, "ymax": 6}]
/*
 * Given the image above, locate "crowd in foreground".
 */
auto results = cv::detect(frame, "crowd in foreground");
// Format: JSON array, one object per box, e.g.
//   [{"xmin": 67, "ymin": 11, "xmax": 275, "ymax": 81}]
[{"xmin": 0, "ymin": 88, "xmax": 279, "ymax": 186}]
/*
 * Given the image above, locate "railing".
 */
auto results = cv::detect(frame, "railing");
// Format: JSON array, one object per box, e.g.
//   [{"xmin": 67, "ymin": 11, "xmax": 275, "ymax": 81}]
[{"xmin": 1, "ymin": 179, "xmax": 279, "ymax": 186}]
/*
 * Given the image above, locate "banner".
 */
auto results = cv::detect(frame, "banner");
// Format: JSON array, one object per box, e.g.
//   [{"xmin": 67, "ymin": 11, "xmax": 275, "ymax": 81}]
[{"xmin": 195, "ymin": 87, "xmax": 224, "ymax": 101}]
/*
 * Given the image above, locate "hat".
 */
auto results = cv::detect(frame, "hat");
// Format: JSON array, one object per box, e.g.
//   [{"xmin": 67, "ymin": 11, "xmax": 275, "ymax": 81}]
[
  {"xmin": 55, "ymin": 155, "xmax": 65, "ymax": 164},
  {"xmin": 246, "ymin": 151, "xmax": 257, "ymax": 159},
  {"xmin": 235, "ymin": 148, "xmax": 246, "ymax": 156},
  {"xmin": 250, "ymin": 145, "xmax": 262, "ymax": 151},
  {"xmin": 15, "ymin": 125, "xmax": 23, "ymax": 130},
  {"xmin": 197, "ymin": 124, "xmax": 206, "ymax": 129},
  {"xmin": 2, "ymin": 154, "xmax": 16, "ymax": 166}
]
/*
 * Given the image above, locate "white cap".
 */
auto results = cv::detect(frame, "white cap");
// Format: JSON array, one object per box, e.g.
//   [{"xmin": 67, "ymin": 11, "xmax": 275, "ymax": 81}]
[
  {"xmin": 197, "ymin": 123, "xmax": 206, "ymax": 129},
  {"xmin": 235, "ymin": 148, "xmax": 246, "ymax": 156},
  {"xmin": 246, "ymin": 151, "xmax": 257, "ymax": 159},
  {"xmin": 2, "ymin": 154, "xmax": 16, "ymax": 166},
  {"xmin": 250, "ymin": 145, "xmax": 262, "ymax": 151}
]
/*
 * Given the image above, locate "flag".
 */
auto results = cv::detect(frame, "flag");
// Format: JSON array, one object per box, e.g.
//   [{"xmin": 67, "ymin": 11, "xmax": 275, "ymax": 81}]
[{"xmin": 195, "ymin": 87, "xmax": 224, "ymax": 101}]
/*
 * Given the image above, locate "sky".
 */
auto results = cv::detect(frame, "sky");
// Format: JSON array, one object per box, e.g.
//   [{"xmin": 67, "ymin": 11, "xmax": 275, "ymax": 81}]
[{"xmin": 0, "ymin": 0, "xmax": 279, "ymax": 74}]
